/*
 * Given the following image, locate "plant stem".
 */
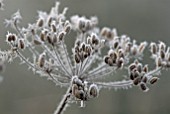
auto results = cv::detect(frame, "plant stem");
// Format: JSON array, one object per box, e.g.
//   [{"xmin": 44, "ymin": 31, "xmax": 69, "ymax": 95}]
[{"xmin": 54, "ymin": 86, "xmax": 72, "ymax": 114}]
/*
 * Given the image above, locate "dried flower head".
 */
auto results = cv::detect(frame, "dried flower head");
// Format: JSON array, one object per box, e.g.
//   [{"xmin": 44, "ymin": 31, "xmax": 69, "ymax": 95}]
[{"xmin": 0, "ymin": 1, "xmax": 170, "ymax": 114}]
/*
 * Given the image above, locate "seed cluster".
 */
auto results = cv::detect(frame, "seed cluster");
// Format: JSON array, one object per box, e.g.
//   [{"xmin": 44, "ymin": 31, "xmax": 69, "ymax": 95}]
[
  {"xmin": 74, "ymin": 41, "xmax": 92, "ymax": 64},
  {"xmin": 128, "ymin": 60, "xmax": 159, "ymax": 92},
  {"xmin": 150, "ymin": 42, "xmax": 170, "ymax": 69},
  {"xmin": 71, "ymin": 15, "xmax": 98, "ymax": 33},
  {"xmin": 71, "ymin": 76, "xmax": 99, "ymax": 106}
]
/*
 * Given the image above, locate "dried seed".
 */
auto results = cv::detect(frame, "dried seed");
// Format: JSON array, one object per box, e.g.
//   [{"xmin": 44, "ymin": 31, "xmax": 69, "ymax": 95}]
[
  {"xmin": 108, "ymin": 58, "xmax": 114, "ymax": 66},
  {"xmin": 137, "ymin": 63, "xmax": 143, "ymax": 73},
  {"xmin": 116, "ymin": 58, "xmax": 124, "ymax": 68},
  {"xmin": 113, "ymin": 41, "xmax": 119, "ymax": 49},
  {"xmin": 64, "ymin": 24, "xmax": 71, "ymax": 33},
  {"xmin": 140, "ymin": 83, "xmax": 149, "ymax": 92},
  {"xmin": 104, "ymin": 56, "xmax": 110, "ymax": 64},
  {"xmin": 106, "ymin": 30, "xmax": 113, "ymax": 39},
  {"xmin": 37, "ymin": 18, "xmax": 44, "ymax": 27},
  {"xmin": 150, "ymin": 42, "xmax": 157, "ymax": 54},
  {"xmin": 159, "ymin": 41, "xmax": 166, "ymax": 51},
  {"xmin": 131, "ymin": 45, "xmax": 138, "ymax": 55},
  {"xmin": 128, "ymin": 63, "xmax": 136, "ymax": 72},
  {"xmin": 40, "ymin": 32, "xmax": 46, "ymax": 41},
  {"xmin": 142, "ymin": 76, "xmax": 148, "ymax": 83},
  {"xmin": 130, "ymin": 72, "xmax": 134, "ymax": 80},
  {"xmin": 160, "ymin": 50, "xmax": 165, "ymax": 59},
  {"xmin": 101, "ymin": 27, "xmax": 109, "ymax": 37},
  {"xmin": 58, "ymin": 31, "xmax": 65, "ymax": 41},
  {"xmin": 78, "ymin": 20, "xmax": 86, "ymax": 31},
  {"xmin": 150, "ymin": 77, "xmax": 159, "ymax": 84},
  {"xmin": 51, "ymin": 24, "xmax": 57, "ymax": 32},
  {"xmin": 88, "ymin": 84, "xmax": 99, "ymax": 98},
  {"xmin": 75, "ymin": 54, "xmax": 80, "ymax": 64},
  {"xmin": 133, "ymin": 77, "xmax": 141, "ymax": 85},
  {"xmin": 47, "ymin": 34, "xmax": 53, "ymax": 44},
  {"xmin": 156, "ymin": 57, "xmax": 162, "ymax": 67},
  {"xmin": 138, "ymin": 41, "xmax": 147, "ymax": 53},
  {"xmin": 38, "ymin": 53, "xmax": 46, "ymax": 68},
  {"xmin": 18, "ymin": 39, "xmax": 25, "ymax": 49},
  {"xmin": 143, "ymin": 65, "xmax": 148, "ymax": 73}
]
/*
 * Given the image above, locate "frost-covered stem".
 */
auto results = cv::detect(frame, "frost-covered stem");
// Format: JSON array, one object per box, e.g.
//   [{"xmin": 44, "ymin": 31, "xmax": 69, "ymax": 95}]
[
  {"xmin": 81, "ymin": 63, "xmax": 108, "ymax": 78},
  {"xmin": 41, "ymin": 44, "xmax": 70, "ymax": 78},
  {"xmin": 95, "ymin": 80, "xmax": 133, "ymax": 89},
  {"xmin": 80, "ymin": 55, "xmax": 90, "ymax": 74},
  {"xmin": 54, "ymin": 86, "xmax": 72, "ymax": 114},
  {"xmin": 78, "ymin": 61, "xmax": 83, "ymax": 75},
  {"xmin": 61, "ymin": 41, "xmax": 74, "ymax": 75},
  {"xmin": 87, "ymin": 67, "xmax": 115, "ymax": 80},
  {"xmin": 16, "ymin": 50, "xmax": 65, "ymax": 85},
  {"xmin": 53, "ymin": 46, "xmax": 72, "ymax": 77}
]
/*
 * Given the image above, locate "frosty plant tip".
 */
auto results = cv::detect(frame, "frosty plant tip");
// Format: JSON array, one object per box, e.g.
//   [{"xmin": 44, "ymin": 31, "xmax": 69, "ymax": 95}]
[{"xmin": 0, "ymin": 1, "xmax": 170, "ymax": 114}]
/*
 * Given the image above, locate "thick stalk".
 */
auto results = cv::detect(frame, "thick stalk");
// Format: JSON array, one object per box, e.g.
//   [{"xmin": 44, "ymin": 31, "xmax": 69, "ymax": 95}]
[{"xmin": 54, "ymin": 86, "xmax": 72, "ymax": 114}]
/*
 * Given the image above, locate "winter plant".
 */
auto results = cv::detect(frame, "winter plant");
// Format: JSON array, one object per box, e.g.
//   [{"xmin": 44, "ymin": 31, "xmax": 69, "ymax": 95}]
[{"xmin": 0, "ymin": 1, "xmax": 170, "ymax": 114}]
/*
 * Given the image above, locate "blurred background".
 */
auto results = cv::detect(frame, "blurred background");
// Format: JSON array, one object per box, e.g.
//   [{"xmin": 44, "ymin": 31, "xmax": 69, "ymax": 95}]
[{"xmin": 0, "ymin": 0, "xmax": 170, "ymax": 114}]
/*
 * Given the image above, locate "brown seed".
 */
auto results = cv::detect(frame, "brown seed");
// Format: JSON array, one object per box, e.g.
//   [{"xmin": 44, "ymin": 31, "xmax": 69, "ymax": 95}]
[
  {"xmin": 156, "ymin": 57, "xmax": 162, "ymax": 67},
  {"xmin": 31, "ymin": 29, "xmax": 36, "ymax": 35},
  {"xmin": 138, "ymin": 42, "xmax": 147, "ymax": 53},
  {"xmin": 72, "ymin": 84, "xmax": 78, "ymax": 96},
  {"xmin": 160, "ymin": 50, "xmax": 165, "ymax": 59},
  {"xmin": 51, "ymin": 24, "xmax": 57, "ymax": 32},
  {"xmin": 125, "ymin": 42, "xmax": 132, "ymax": 53},
  {"xmin": 116, "ymin": 58, "xmax": 124, "ymax": 68},
  {"xmin": 133, "ymin": 77, "xmax": 141, "ymax": 85},
  {"xmin": 53, "ymin": 34, "xmax": 57, "ymax": 44},
  {"xmin": 113, "ymin": 41, "xmax": 119, "ymax": 49},
  {"xmin": 129, "ymin": 63, "xmax": 136, "ymax": 72},
  {"xmin": 131, "ymin": 45, "xmax": 138, "ymax": 55},
  {"xmin": 150, "ymin": 42, "xmax": 157, "ymax": 54},
  {"xmin": 58, "ymin": 31, "xmax": 65, "ymax": 41},
  {"xmin": 78, "ymin": 20, "xmax": 86, "ymax": 31},
  {"xmin": 137, "ymin": 63, "xmax": 143, "ymax": 73},
  {"xmin": 88, "ymin": 84, "xmax": 99, "ymax": 98},
  {"xmin": 64, "ymin": 25, "xmax": 71, "ymax": 33},
  {"xmin": 142, "ymin": 76, "xmax": 148, "ymax": 83},
  {"xmin": 159, "ymin": 42, "xmax": 166, "ymax": 51},
  {"xmin": 75, "ymin": 90, "xmax": 85, "ymax": 100},
  {"xmin": 18, "ymin": 39, "xmax": 25, "ymax": 49},
  {"xmin": 38, "ymin": 53, "xmax": 45, "ymax": 68},
  {"xmin": 133, "ymin": 70, "xmax": 140, "ymax": 78},
  {"xmin": 100, "ymin": 27, "xmax": 109, "ymax": 37},
  {"xmin": 118, "ymin": 49, "xmax": 124, "ymax": 58},
  {"xmin": 84, "ymin": 53, "xmax": 88, "ymax": 59},
  {"xmin": 108, "ymin": 58, "xmax": 114, "ymax": 66},
  {"xmin": 150, "ymin": 77, "xmax": 159, "ymax": 84},
  {"xmin": 37, "ymin": 18, "xmax": 44, "ymax": 27},
  {"xmin": 46, "ymin": 34, "xmax": 53, "ymax": 44},
  {"xmin": 40, "ymin": 32, "xmax": 46, "ymax": 41},
  {"xmin": 143, "ymin": 65, "xmax": 148, "ymax": 73},
  {"xmin": 47, "ymin": 16, "xmax": 53, "ymax": 27},
  {"xmin": 11, "ymin": 34, "xmax": 17, "ymax": 41},
  {"xmin": 7, "ymin": 35, "xmax": 12, "ymax": 42},
  {"xmin": 106, "ymin": 30, "xmax": 113, "ymax": 39},
  {"xmin": 104, "ymin": 56, "xmax": 110, "ymax": 64},
  {"xmin": 130, "ymin": 73, "xmax": 134, "ymax": 80},
  {"xmin": 75, "ymin": 54, "xmax": 80, "ymax": 63},
  {"xmin": 81, "ymin": 43, "xmax": 86, "ymax": 51},
  {"xmin": 140, "ymin": 83, "xmax": 149, "ymax": 92}
]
